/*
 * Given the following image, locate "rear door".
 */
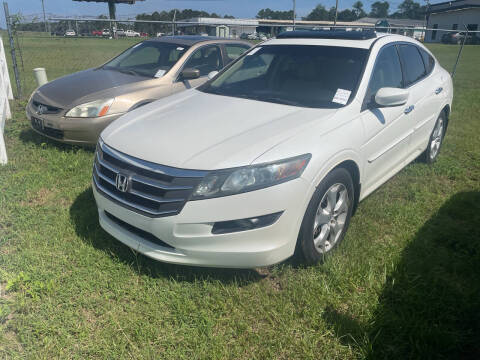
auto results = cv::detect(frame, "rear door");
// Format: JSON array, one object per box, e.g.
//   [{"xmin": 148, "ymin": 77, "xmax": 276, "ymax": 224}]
[
  {"xmin": 407, "ymin": 46, "xmax": 445, "ymax": 153},
  {"xmin": 397, "ymin": 44, "xmax": 441, "ymax": 158},
  {"xmin": 360, "ymin": 44, "xmax": 412, "ymax": 192}
]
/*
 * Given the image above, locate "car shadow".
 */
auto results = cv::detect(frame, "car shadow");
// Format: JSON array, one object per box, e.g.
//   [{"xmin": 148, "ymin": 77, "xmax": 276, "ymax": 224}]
[
  {"xmin": 19, "ymin": 128, "xmax": 95, "ymax": 152},
  {"xmin": 323, "ymin": 191, "xmax": 480, "ymax": 359},
  {"xmin": 69, "ymin": 187, "xmax": 264, "ymax": 286}
]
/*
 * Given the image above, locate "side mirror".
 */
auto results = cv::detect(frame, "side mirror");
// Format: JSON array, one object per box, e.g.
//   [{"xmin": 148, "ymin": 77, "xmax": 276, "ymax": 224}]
[
  {"xmin": 375, "ymin": 87, "xmax": 409, "ymax": 107},
  {"xmin": 180, "ymin": 68, "xmax": 200, "ymax": 80},
  {"xmin": 208, "ymin": 71, "xmax": 219, "ymax": 80}
]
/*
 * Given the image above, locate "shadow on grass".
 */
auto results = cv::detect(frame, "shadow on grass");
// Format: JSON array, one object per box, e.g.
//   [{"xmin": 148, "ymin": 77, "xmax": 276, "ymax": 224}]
[
  {"xmin": 69, "ymin": 187, "xmax": 264, "ymax": 286},
  {"xmin": 324, "ymin": 191, "xmax": 480, "ymax": 359},
  {"xmin": 19, "ymin": 128, "xmax": 95, "ymax": 152}
]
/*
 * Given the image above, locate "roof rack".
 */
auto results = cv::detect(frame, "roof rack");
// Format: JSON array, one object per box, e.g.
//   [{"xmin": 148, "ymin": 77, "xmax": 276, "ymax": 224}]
[{"xmin": 276, "ymin": 29, "xmax": 377, "ymax": 40}]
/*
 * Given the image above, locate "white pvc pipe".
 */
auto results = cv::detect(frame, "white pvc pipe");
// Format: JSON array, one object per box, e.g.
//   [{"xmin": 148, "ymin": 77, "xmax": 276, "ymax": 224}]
[{"xmin": 33, "ymin": 67, "xmax": 48, "ymax": 86}]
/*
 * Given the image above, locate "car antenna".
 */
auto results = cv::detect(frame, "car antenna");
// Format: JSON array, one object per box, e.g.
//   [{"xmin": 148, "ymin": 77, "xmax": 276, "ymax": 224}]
[{"xmin": 451, "ymin": 24, "xmax": 469, "ymax": 79}]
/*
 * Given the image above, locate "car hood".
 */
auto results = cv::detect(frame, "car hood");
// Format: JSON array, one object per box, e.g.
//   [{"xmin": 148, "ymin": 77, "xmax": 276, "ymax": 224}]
[
  {"xmin": 101, "ymin": 90, "xmax": 338, "ymax": 170},
  {"xmin": 33, "ymin": 68, "xmax": 149, "ymax": 108}
]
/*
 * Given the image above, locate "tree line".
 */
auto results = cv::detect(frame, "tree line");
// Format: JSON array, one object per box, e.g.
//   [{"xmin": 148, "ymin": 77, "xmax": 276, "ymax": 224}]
[
  {"xmin": 258, "ymin": 0, "xmax": 427, "ymax": 22},
  {"xmin": 12, "ymin": 0, "xmax": 427, "ymax": 34}
]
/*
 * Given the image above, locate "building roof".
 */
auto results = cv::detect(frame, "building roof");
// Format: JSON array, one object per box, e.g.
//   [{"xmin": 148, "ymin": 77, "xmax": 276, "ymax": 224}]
[
  {"xmin": 427, "ymin": 0, "xmax": 480, "ymax": 13},
  {"xmin": 176, "ymin": 17, "xmax": 372, "ymax": 27}
]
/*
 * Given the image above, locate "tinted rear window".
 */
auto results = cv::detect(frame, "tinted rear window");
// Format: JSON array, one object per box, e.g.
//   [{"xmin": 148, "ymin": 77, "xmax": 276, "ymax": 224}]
[
  {"xmin": 398, "ymin": 44, "xmax": 426, "ymax": 86},
  {"xmin": 419, "ymin": 48, "xmax": 435, "ymax": 74}
]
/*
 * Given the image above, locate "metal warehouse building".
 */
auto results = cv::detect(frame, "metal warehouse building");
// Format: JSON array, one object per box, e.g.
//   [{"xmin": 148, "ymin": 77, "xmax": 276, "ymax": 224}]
[{"xmin": 425, "ymin": 0, "xmax": 480, "ymax": 42}]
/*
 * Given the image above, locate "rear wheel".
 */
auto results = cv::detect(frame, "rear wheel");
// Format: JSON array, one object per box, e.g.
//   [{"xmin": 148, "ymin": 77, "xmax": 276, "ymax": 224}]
[
  {"xmin": 420, "ymin": 112, "xmax": 445, "ymax": 164},
  {"xmin": 296, "ymin": 168, "xmax": 354, "ymax": 264}
]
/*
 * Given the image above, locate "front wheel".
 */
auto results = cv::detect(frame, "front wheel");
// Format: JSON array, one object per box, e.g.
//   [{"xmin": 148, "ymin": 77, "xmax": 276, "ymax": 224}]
[
  {"xmin": 420, "ymin": 112, "xmax": 446, "ymax": 164},
  {"xmin": 296, "ymin": 168, "xmax": 354, "ymax": 265}
]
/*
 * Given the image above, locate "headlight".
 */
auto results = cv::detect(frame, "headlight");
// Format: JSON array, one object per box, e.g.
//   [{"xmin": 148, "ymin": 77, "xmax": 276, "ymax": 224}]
[
  {"xmin": 65, "ymin": 98, "xmax": 114, "ymax": 118},
  {"xmin": 191, "ymin": 154, "xmax": 311, "ymax": 200}
]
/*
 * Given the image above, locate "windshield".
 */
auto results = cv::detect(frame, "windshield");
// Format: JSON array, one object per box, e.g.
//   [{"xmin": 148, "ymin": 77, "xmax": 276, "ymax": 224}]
[
  {"xmin": 103, "ymin": 41, "xmax": 190, "ymax": 78},
  {"xmin": 199, "ymin": 45, "xmax": 368, "ymax": 108}
]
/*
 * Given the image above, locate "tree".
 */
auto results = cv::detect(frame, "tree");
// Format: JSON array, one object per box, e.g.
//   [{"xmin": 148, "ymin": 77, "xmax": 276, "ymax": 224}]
[
  {"xmin": 391, "ymin": 0, "xmax": 426, "ymax": 19},
  {"xmin": 256, "ymin": 8, "xmax": 294, "ymax": 20},
  {"xmin": 303, "ymin": 4, "xmax": 329, "ymax": 21},
  {"xmin": 352, "ymin": 1, "xmax": 367, "ymax": 19},
  {"xmin": 337, "ymin": 9, "xmax": 357, "ymax": 21},
  {"xmin": 369, "ymin": 1, "xmax": 390, "ymax": 18}
]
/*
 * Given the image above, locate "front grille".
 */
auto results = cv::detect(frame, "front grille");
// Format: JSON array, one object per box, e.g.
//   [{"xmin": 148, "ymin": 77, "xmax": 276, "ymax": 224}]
[
  {"xmin": 32, "ymin": 100, "xmax": 62, "ymax": 114},
  {"xmin": 104, "ymin": 211, "xmax": 174, "ymax": 248},
  {"xmin": 93, "ymin": 141, "xmax": 207, "ymax": 217},
  {"xmin": 31, "ymin": 117, "xmax": 64, "ymax": 139}
]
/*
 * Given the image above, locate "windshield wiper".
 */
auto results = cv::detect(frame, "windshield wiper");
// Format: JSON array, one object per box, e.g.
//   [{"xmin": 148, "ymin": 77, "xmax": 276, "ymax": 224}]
[
  {"xmin": 259, "ymin": 96, "xmax": 302, "ymax": 106},
  {"xmin": 116, "ymin": 68, "xmax": 140, "ymax": 76},
  {"xmin": 103, "ymin": 66, "xmax": 140, "ymax": 76}
]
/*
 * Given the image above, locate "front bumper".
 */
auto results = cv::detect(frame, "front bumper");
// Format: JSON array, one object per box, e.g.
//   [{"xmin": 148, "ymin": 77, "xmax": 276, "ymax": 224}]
[
  {"xmin": 93, "ymin": 177, "xmax": 312, "ymax": 268},
  {"xmin": 26, "ymin": 101, "xmax": 123, "ymax": 146}
]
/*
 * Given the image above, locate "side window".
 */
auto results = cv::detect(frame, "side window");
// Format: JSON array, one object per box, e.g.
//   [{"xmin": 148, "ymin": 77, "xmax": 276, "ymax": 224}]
[
  {"xmin": 365, "ymin": 45, "xmax": 403, "ymax": 106},
  {"xmin": 183, "ymin": 45, "xmax": 222, "ymax": 77},
  {"xmin": 224, "ymin": 45, "xmax": 250, "ymax": 63},
  {"xmin": 419, "ymin": 47, "xmax": 435, "ymax": 75},
  {"xmin": 398, "ymin": 44, "xmax": 426, "ymax": 86}
]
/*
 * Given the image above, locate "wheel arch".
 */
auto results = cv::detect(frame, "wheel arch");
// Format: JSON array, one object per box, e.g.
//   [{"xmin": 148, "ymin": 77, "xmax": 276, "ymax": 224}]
[
  {"xmin": 332, "ymin": 160, "xmax": 361, "ymax": 216},
  {"xmin": 441, "ymin": 104, "xmax": 451, "ymax": 132},
  {"xmin": 310, "ymin": 153, "xmax": 362, "ymax": 217}
]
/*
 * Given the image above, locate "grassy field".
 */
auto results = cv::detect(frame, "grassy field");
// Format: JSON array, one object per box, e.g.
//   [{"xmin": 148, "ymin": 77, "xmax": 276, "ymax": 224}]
[{"xmin": 1, "ymin": 35, "xmax": 479, "ymax": 359}]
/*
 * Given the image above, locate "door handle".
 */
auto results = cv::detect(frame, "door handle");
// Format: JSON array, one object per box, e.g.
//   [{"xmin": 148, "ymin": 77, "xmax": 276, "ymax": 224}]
[
  {"xmin": 404, "ymin": 105, "xmax": 414, "ymax": 114},
  {"xmin": 435, "ymin": 87, "xmax": 443, "ymax": 95}
]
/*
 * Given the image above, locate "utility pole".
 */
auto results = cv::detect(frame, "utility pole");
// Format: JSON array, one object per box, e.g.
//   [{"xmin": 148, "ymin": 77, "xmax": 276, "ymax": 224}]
[
  {"xmin": 3, "ymin": 2, "xmax": 21, "ymax": 98},
  {"xmin": 423, "ymin": 0, "xmax": 430, "ymax": 41},
  {"xmin": 334, "ymin": 0, "xmax": 339, "ymax": 27},
  {"xmin": 41, "ymin": 0, "xmax": 48, "ymax": 33},
  {"xmin": 172, "ymin": 9, "xmax": 176, "ymax": 35},
  {"xmin": 293, "ymin": 0, "xmax": 296, "ymax": 29}
]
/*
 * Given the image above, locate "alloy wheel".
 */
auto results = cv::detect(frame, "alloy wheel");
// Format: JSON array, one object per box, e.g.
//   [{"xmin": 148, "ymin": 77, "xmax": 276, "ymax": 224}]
[
  {"xmin": 430, "ymin": 118, "xmax": 444, "ymax": 160},
  {"xmin": 312, "ymin": 183, "xmax": 349, "ymax": 254}
]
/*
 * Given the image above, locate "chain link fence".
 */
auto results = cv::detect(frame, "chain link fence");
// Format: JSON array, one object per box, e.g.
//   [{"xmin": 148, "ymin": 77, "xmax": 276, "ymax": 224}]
[{"xmin": 2, "ymin": 17, "xmax": 479, "ymax": 100}]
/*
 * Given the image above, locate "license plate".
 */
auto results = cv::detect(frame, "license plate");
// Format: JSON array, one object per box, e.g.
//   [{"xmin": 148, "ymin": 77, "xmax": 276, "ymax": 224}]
[{"xmin": 31, "ymin": 116, "xmax": 44, "ymax": 130}]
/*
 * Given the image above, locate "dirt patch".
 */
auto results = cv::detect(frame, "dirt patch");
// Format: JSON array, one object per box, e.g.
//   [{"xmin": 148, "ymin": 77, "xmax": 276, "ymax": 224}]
[
  {"xmin": 2, "ymin": 331, "xmax": 24, "ymax": 353},
  {"xmin": 256, "ymin": 268, "xmax": 283, "ymax": 292},
  {"xmin": 20, "ymin": 187, "xmax": 57, "ymax": 207}
]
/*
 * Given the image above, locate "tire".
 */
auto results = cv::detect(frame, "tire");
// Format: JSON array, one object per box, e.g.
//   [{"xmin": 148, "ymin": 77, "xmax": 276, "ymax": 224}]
[
  {"xmin": 420, "ymin": 112, "xmax": 446, "ymax": 164},
  {"xmin": 296, "ymin": 167, "xmax": 354, "ymax": 265}
]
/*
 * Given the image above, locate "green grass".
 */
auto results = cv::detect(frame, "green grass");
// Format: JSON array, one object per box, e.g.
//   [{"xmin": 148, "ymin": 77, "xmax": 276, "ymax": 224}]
[{"xmin": 1, "ymin": 36, "xmax": 479, "ymax": 359}]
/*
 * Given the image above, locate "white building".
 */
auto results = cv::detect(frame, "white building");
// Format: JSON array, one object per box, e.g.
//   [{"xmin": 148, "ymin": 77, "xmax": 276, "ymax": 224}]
[
  {"xmin": 425, "ymin": 0, "xmax": 480, "ymax": 42},
  {"xmin": 358, "ymin": 17, "xmax": 426, "ymax": 40},
  {"xmin": 177, "ymin": 18, "xmax": 259, "ymax": 38}
]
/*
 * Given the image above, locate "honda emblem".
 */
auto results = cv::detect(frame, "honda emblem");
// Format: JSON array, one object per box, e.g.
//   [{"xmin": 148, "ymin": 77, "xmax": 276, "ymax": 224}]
[{"xmin": 115, "ymin": 173, "xmax": 129, "ymax": 192}]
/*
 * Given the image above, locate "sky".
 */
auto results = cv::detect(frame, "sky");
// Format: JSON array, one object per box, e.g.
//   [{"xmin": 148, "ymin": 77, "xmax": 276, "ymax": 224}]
[{"xmin": 4, "ymin": 0, "xmax": 435, "ymax": 26}]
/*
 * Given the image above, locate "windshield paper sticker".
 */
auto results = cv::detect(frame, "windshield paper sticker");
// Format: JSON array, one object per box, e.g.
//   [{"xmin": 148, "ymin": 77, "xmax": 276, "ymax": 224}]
[
  {"xmin": 176, "ymin": 47, "xmax": 184, "ymax": 51},
  {"xmin": 332, "ymin": 89, "xmax": 351, "ymax": 105},
  {"xmin": 247, "ymin": 47, "xmax": 261, "ymax": 56},
  {"xmin": 154, "ymin": 69, "xmax": 166, "ymax": 78}
]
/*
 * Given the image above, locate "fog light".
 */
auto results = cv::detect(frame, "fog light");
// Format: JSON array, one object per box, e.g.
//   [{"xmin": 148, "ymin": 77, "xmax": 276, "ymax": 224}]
[{"xmin": 211, "ymin": 212, "xmax": 283, "ymax": 234}]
